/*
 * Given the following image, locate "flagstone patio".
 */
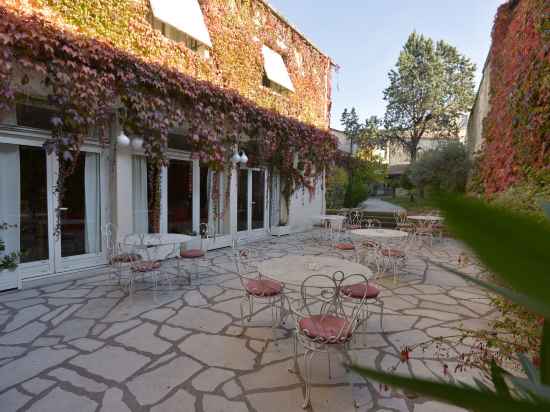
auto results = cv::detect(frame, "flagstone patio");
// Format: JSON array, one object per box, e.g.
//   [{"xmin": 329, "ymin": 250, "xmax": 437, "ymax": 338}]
[{"xmin": 0, "ymin": 233, "xmax": 494, "ymax": 412}]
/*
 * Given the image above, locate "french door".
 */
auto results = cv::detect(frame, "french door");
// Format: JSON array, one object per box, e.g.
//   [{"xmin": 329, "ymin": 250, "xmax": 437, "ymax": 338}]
[
  {"xmin": 237, "ymin": 168, "xmax": 268, "ymax": 238},
  {"xmin": 200, "ymin": 168, "xmax": 232, "ymax": 249},
  {"xmin": 0, "ymin": 133, "xmax": 108, "ymax": 282}
]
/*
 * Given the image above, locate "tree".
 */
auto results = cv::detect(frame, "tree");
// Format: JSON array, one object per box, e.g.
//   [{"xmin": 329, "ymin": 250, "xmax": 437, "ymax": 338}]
[
  {"xmin": 366, "ymin": 32, "xmax": 476, "ymax": 162},
  {"xmin": 340, "ymin": 107, "xmax": 365, "ymax": 207},
  {"xmin": 408, "ymin": 141, "xmax": 470, "ymax": 193},
  {"xmin": 336, "ymin": 108, "xmax": 386, "ymax": 208}
]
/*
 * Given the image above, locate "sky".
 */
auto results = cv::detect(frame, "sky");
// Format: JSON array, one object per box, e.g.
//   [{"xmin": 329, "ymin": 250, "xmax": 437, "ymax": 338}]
[{"xmin": 268, "ymin": 0, "xmax": 507, "ymax": 129}]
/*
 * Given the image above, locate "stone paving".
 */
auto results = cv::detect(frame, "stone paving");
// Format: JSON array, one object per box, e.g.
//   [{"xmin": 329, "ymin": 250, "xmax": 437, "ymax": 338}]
[{"xmin": 0, "ymin": 232, "xmax": 495, "ymax": 412}]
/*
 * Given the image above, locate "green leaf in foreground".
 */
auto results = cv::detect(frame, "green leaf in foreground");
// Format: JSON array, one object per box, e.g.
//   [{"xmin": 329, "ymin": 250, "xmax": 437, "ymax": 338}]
[
  {"xmin": 435, "ymin": 194, "xmax": 550, "ymax": 312},
  {"xmin": 428, "ymin": 260, "xmax": 550, "ymax": 318},
  {"xmin": 350, "ymin": 365, "xmax": 549, "ymax": 412}
]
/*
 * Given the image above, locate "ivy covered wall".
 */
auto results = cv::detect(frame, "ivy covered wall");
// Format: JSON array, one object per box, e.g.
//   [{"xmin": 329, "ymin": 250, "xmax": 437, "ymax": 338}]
[
  {"xmin": 28, "ymin": 0, "xmax": 332, "ymax": 129},
  {"xmin": 474, "ymin": 0, "xmax": 549, "ymax": 194}
]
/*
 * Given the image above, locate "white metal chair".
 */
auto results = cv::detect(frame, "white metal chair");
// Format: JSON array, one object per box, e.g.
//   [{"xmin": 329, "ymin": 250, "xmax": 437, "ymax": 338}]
[
  {"xmin": 124, "ymin": 234, "xmax": 172, "ymax": 295},
  {"xmin": 176, "ymin": 222, "xmax": 211, "ymax": 284},
  {"xmin": 289, "ymin": 271, "xmax": 368, "ymax": 408},
  {"xmin": 233, "ymin": 239, "xmax": 285, "ymax": 342},
  {"xmin": 379, "ymin": 237, "xmax": 410, "ymax": 284},
  {"xmin": 103, "ymin": 223, "xmax": 141, "ymax": 291}
]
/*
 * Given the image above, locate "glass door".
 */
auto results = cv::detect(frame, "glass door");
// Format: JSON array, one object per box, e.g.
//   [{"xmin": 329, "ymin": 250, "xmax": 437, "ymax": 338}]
[
  {"xmin": 167, "ymin": 159, "xmax": 193, "ymax": 234},
  {"xmin": 237, "ymin": 169, "xmax": 249, "ymax": 232},
  {"xmin": 236, "ymin": 168, "xmax": 267, "ymax": 237},
  {"xmin": 55, "ymin": 149, "xmax": 106, "ymax": 272},
  {"xmin": 0, "ymin": 143, "xmax": 53, "ymax": 287},
  {"xmin": 201, "ymin": 167, "xmax": 232, "ymax": 249}
]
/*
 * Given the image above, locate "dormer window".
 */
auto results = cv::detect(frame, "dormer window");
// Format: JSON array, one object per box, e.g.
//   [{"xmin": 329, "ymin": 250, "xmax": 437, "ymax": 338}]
[
  {"xmin": 261, "ymin": 45, "xmax": 295, "ymax": 93},
  {"xmin": 149, "ymin": 0, "xmax": 212, "ymax": 51}
]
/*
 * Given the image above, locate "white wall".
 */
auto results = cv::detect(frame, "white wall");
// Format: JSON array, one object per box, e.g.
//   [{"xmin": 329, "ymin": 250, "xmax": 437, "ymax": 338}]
[{"xmin": 288, "ymin": 176, "xmax": 324, "ymax": 232}]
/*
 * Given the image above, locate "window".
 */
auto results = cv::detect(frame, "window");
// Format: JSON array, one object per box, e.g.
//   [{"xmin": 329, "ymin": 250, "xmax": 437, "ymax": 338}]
[
  {"xmin": 16, "ymin": 103, "xmax": 58, "ymax": 131},
  {"xmin": 152, "ymin": 17, "xmax": 200, "ymax": 51},
  {"xmin": 149, "ymin": 0, "xmax": 212, "ymax": 49},
  {"xmin": 261, "ymin": 45, "xmax": 295, "ymax": 93}
]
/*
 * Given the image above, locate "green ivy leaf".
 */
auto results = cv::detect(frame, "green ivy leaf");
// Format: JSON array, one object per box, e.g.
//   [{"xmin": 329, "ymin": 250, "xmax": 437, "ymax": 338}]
[
  {"xmin": 350, "ymin": 365, "xmax": 549, "ymax": 412},
  {"xmin": 435, "ymin": 194, "xmax": 550, "ymax": 314}
]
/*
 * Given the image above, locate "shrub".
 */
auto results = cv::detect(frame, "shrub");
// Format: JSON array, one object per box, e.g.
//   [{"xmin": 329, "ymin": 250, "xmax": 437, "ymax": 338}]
[{"xmin": 409, "ymin": 141, "xmax": 470, "ymax": 193}]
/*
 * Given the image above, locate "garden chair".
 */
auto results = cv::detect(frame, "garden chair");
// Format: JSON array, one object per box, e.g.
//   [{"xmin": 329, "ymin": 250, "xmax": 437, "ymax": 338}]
[
  {"xmin": 176, "ymin": 222, "xmax": 211, "ymax": 284},
  {"xmin": 289, "ymin": 270, "xmax": 368, "ymax": 408},
  {"xmin": 232, "ymin": 238, "xmax": 285, "ymax": 343},
  {"xmin": 103, "ymin": 223, "xmax": 142, "ymax": 290}
]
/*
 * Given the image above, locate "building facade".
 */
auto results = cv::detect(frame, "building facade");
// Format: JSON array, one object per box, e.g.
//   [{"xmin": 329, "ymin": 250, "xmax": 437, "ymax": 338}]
[{"xmin": 0, "ymin": 0, "xmax": 335, "ymax": 289}]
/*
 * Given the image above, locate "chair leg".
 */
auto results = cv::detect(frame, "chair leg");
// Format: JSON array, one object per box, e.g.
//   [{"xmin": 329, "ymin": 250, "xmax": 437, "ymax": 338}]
[
  {"xmin": 379, "ymin": 299, "xmax": 384, "ymax": 332},
  {"xmin": 327, "ymin": 350, "xmax": 332, "ymax": 379},
  {"xmin": 240, "ymin": 295, "xmax": 247, "ymax": 327},
  {"xmin": 302, "ymin": 349, "xmax": 316, "ymax": 409}
]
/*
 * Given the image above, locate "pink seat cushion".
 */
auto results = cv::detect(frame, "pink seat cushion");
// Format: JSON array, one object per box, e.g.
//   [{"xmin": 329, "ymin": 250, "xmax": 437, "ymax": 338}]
[
  {"xmin": 381, "ymin": 248, "xmax": 406, "ymax": 258},
  {"xmin": 133, "ymin": 260, "xmax": 161, "ymax": 272},
  {"xmin": 244, "ymin": 278, "xmax": 283, "ymax": 297},
  {"xmin": 180, "ymin": 249, "xmax": 205, "ymax": 258},
  {"xmin": 110, "ymin": 253, "xmax": 141, "ymax": 264},
  {"xmin": 348, "ymin": 224, "xmax": 362, "ymax": 230},
  {"xmin": 335, "ymin": 242, "xmax": 355, "ymax": 251},
  {"xmin": 341, "ymin": 282, "xmax": 380, "ymax": 299},
  {"xmin": 299, "ymin": 315, "xmax": 352, "ymax": 343}
]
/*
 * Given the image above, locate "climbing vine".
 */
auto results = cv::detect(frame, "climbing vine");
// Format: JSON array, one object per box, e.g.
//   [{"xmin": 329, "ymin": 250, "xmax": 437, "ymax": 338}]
[
  {"xmin": 480, "ymin": 0, "xmax": 550, "ymax": 194},
  {"xmin": 0, "ymin": 2, "xmax": 337, "ymax": 230}
]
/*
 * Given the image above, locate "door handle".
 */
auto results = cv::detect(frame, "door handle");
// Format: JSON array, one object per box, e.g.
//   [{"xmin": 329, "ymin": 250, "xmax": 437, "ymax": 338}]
[{"xmin": 58, "ymin": 207, "xmax": 69, "ymax": 212}]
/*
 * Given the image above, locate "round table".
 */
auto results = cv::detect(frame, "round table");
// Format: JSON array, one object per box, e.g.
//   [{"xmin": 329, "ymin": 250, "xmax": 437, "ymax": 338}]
[
  {"xmin": 313, "ymin": 215, "xmax": 346, "ymax": 241},
  {"xmin": 122, "ymin": 233, "xmax": 193, "ymax": 260},
  {"xmin": 407, "ymin": 215, "xmax": 443, "ymax": 222},
  {"xmin": 351, "ymin": 228, "xmax": 408, "ymax": 239},
  {"xmin": 123, "ymin": 233, "xmax": 193, "ymax": 246},
  {"xmin": 257, "ymin": 255, "xmax": 372, "ymax": 288}
]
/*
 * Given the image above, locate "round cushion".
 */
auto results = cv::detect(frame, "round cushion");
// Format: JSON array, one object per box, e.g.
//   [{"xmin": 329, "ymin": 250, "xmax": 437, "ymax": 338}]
[
  {"xmin": 133, "ymin": 260, "xmax": 161, "ymax": 272},
  {"xmin": 299, "ymin": 315, "xmax": 352, "ymax": 343},
  {"xmin": 110, "ymin": 253, "xmax": 142, "ymax": 264},
  {"xmin": 335, "ymin": 242, "xmax": 355, "ymax": 251},
  {"xmin": 341, "ymin": 282, "xmax": 380, "ymax": 299},
  {"xmin": 244, "ymin": 278, "xmax": 283, "ymax": 297},
  {"xmin": 180, "ymin": 249, "xmax": 205, "ymax": 258},
  {"xmin": 381, "ymin": 248, "xmax": 406, "ymax": 258},
  {"xmin": 363, "ymin": 240, "xmax": 380, "ymax": 249}
]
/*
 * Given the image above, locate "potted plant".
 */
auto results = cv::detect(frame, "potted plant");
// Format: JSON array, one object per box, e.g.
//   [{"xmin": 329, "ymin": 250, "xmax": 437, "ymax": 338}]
[{"xmin": 0, "ymin": 222, "xmax": 20, "ymax": 291}]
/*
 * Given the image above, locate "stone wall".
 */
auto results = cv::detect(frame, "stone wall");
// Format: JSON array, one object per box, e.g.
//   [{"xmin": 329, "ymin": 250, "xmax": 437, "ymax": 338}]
[{"xmin": 466, "ymin": 58, "xmax": 491, "ymax": 158}]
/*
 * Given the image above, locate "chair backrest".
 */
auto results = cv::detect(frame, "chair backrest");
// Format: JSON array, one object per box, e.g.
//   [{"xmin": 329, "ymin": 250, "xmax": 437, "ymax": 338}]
[
  {"xmin": 365, "ymin": 218, "xmax": 382, "ymax": 228},
  {"xmin": 231, "ymin": 238, "xmax": 259, "ymax": 279},
  {"xmin": 348, "ymin": 210, "xmax": 362, "ymax": 227},
  {"xmin": 198, "ymin": 222, "xmax": 214, "ymax": 252},
  {"xmin": 395, "ymin": 211, "xmax": 408, "ymax": 225},
  {"xmin": 103, "ymin": 223, "xmax": 118, "ymax": 262},
  {"xmin": 294, "ymin": 271, "xmax": 369, "ymax": 343}
]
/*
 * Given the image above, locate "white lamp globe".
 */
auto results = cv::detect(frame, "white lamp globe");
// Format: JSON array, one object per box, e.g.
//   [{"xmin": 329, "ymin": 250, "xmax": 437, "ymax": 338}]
[
  {"xmin": 239, "ymin": 151, "xmax": 248, "ymax": 165},
  {"xmin": 232, "ymin": 151, "xmax": 242, "ymax": 164},
  {"xmin": 117, "ymin": 131, "xmax": 130, "ymax": 146},
  {"xmin": 131, "ymin": 137, "xmax": 144, "ymax": 151}
]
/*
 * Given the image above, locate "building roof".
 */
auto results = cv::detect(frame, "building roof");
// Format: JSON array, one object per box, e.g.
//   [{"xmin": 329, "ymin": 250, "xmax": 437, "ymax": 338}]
[{"xmin": 259, "ymin": 0, "xmax": 336, "ymax": 66}]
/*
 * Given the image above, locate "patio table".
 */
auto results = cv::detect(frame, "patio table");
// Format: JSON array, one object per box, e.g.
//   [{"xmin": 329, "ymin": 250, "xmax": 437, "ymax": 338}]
[
  {"xmin": 351, "ymin": 228, "xmax": 408, "ymax": 239},
  {"xmin": 313, "ymin": 214, "xmax": 346, "ymax": 241},
  {"xmin": 257, "ymin": 255, "xmax": 372, "ymax": 288},
  {"xmin": 122, "ymin": 233, "xmax": 193, "ymax": 260},
  {"xmin": 407, "ymin": 215, "xmax": 443, "ymax": 222}
]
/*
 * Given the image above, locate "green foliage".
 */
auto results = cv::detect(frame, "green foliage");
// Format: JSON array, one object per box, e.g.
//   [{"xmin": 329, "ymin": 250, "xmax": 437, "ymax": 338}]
[
  {"xmin": 408, "ymin": 141, "xmax": 470, "ymax": 192},
  {"xmin": 0, "ymin": 223, "xmax": 19, "ymax": 271},
  {"xmin": 365, "ymin": 32, "xmax": 476, "ymax": 162},
  {"xmin": 490, "ymin": 172, "xmax": 550, "ymax": 223},
  {"xmin": 326, "ymin": 167, "xmax": 348, "ymax": 209},
  {"xmin": 352, "ymin": 195, "xmax": 550, "ymax": 410}
]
